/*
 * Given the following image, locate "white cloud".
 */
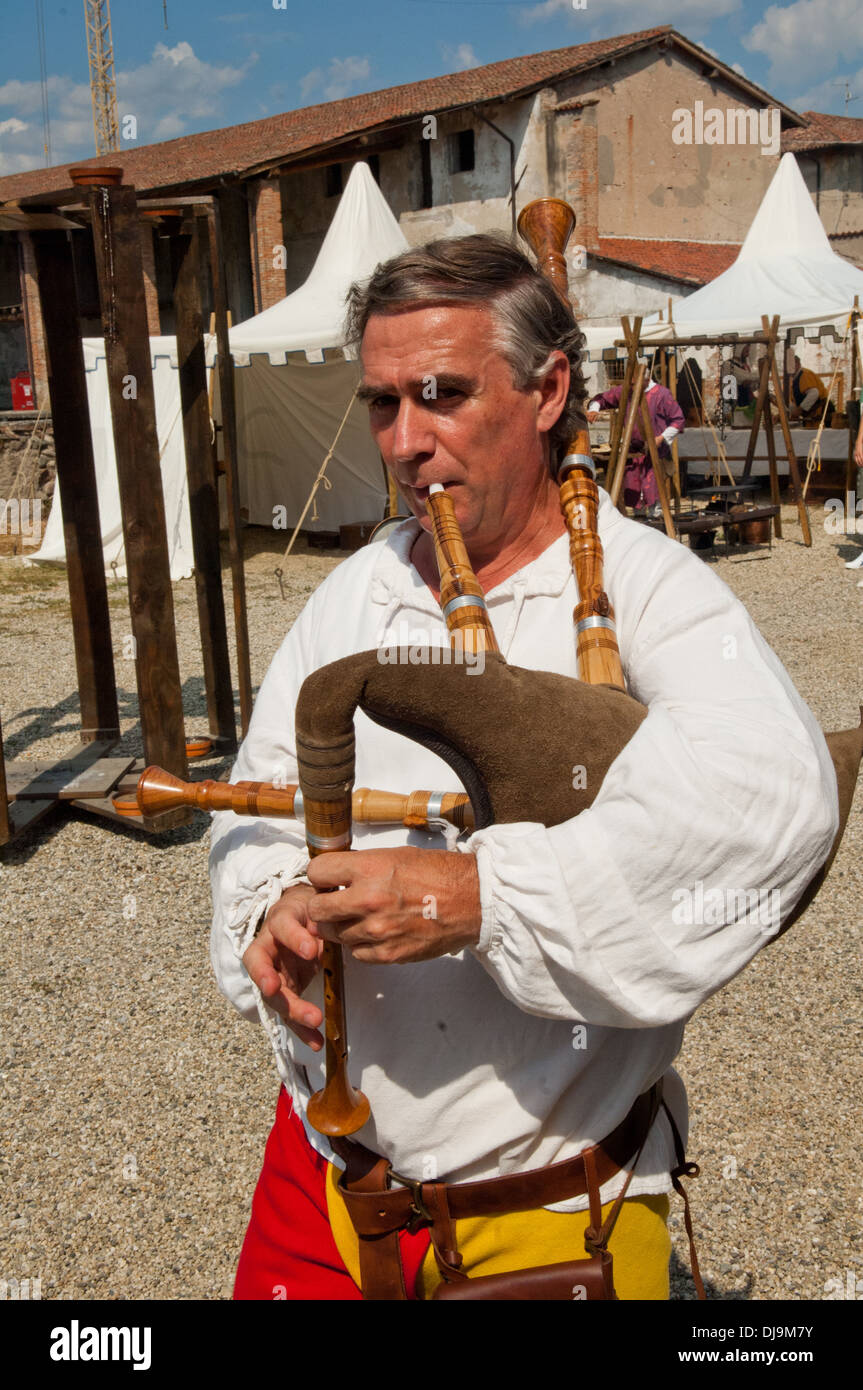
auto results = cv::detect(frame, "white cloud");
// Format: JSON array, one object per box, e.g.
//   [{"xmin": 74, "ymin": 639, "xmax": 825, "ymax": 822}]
[
  {"xmin": 0, "ymin": 41, "xmax": 256, "ymax": 176},
  {"xmin": 732, "ymin": 62, "xmax": 747, "ymax": 77},
  {"xmin": 745, "ymin": 0, "xmax": 863, "ymax": 88},
  {"xmin": 299, "ymin": 56, "xmax": 371, "ymax": 103},
  {"xmin": 792, "ymin": 64, "xmax": 863, "ymax": 115},
  {"xmin": 520, "ymin": 0, "xmax": 739, "ymax": 32},
  {"xmin": 441, "ymin": 43, "xmax": 480, "ymax": 72}
]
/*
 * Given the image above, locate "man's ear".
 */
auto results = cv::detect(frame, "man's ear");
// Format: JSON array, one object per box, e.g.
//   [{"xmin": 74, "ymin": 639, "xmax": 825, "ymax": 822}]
[{"xmin": 536, "ymin": 350, "xmax": 571, "ymax": 433}]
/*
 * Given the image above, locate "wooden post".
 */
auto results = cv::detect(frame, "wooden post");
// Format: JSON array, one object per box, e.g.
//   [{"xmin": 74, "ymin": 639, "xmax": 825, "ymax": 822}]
[
  {"xmin": 762, "ymin": 387, "xmax": 783, "ymax": 541},
  {"xmin": 30, "ymin": 229, "xmax": 120, "ymax": 744},
  {"xmin": 639, "ymin": 393, "xmax": 676, "ymax": 539},
  {"xmin": 763, "ymin": 315, "xmax": 812, "ymax": 546},
  {"xmin": 170, "ymin": 216, "xmax": 236, "ymax": 752},
  {"xmin": 742, "ymin": 352, "xmax": 772, "ymax": 481},
  {"xmin": 667, "ymin": 348, "xmax": 681, "ymax": 508},
  {"xmin": 609, "ymin": 360, "xmax": 645, "ymax": 508},
  {"xmin": 607, "ymin": 316, "xmax": 641, "ymax": 483},
  {"xmin": 84, "ymin": 176, "xmax": 189, "ymax": 776},
  {"xmin": 206, "ymin": 202, "xmax": 253, "ymax": 738}
]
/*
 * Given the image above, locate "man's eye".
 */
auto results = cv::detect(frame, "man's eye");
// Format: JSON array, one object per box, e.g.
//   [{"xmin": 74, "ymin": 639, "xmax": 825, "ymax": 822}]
[{"xmin": 367, "ymin": 395, "xmax": 397, "ymax": 411}]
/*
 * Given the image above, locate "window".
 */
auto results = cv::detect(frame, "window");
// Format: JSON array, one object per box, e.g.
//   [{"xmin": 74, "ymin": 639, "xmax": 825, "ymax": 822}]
[
  {"xmin": 325, "ymin": 163, "xmax": 343, "ymax": 198},
  {"xmin": 450, "ymin": 128, "xmax": 475, "ymax": 173}
]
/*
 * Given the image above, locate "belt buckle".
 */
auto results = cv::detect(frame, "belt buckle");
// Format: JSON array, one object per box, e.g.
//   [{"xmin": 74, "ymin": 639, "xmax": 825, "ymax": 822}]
[{"xmin": 387, "ymin": 1167, "xmax": 434, "ymax": 1234}]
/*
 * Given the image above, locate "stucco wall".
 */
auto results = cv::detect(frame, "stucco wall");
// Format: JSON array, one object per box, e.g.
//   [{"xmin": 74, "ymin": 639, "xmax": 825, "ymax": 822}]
[{"xmin": 553, "ymin": 46, "xmax": 782, "ymax": 243}]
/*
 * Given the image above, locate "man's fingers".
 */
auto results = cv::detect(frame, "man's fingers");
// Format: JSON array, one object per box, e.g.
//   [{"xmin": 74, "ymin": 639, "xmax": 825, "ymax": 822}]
[{"xmin": 242, "ymin": 936, "xmax": 324, "ymax": 1049}]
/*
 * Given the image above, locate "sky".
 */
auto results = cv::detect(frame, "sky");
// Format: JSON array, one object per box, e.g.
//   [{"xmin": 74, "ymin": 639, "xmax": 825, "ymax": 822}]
[{"xmin": 1, "ymin": 0, "xmax": 861, "ymax": 176}]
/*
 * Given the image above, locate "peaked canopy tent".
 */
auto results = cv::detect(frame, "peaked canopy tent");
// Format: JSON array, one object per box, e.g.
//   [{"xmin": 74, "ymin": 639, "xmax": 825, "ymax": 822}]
[
  {"xmin": 31, "ymin": 162, "xmax": 410, "ymax": 579},
  {"xmin": 218, "ymin": 161, "xmax": 409, "ymax": 533},
  {"xmin": 638, "ymin": 153, "xmax": 863, "ymax": 342}
]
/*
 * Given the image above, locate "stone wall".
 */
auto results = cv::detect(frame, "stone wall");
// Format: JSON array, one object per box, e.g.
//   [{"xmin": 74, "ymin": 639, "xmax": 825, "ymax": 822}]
[{"xmin": 0, "ymin": 409, "xmax": 55, "ymax": 504}]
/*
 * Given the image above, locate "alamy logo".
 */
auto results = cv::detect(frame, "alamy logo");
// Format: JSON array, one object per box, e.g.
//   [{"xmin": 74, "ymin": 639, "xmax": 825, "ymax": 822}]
[
  {"xmin": 671, "ymin": 880, "xmax": 781, "ymax": 934},
  {"xmin": 376, "ymin": 619, "xmax": 486, "ymax": 675},
  {"xmin": 0, "ymin": 497, "xmax": 42, "ymax": 543},
  {"xmin": 671, "ymin": 102, "xmax": 780, "ymax": 157},
  {"xmin": 49, "ymin": 1321, "xmax": 151, "ymax": 1371}
]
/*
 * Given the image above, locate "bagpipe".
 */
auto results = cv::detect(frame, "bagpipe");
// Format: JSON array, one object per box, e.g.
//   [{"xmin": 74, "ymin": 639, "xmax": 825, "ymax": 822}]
[{"xmin": 137, "ymin": 198, "xmax": 863, "ymax": 1139}]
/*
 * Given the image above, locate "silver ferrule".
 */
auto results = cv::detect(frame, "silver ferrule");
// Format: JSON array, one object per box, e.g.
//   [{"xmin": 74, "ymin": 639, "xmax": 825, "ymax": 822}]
[
  {"xmin": 576, "ymin": 615, "xmax": 617, "ymax": 634},
  {"xmin": 292, "ymin": 788, "xmax": 304, "ymax": 820},
  {"xmin": 305, "ymin": 830, "xmax": 351, "ymax": 852},
  {"xmin": 559, "ymin": 451, "xmax": 597, "ymax": 479},
  {"xmin": 442, "ymin": 593, "xmax": 489, "ymax": 619}
]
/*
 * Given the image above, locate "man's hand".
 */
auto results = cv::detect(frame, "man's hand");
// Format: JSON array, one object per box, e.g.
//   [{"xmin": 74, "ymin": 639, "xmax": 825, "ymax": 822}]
[
  {"xmin": 305, "ymin": 847, "xmax": 482, "ymax": 964},
  {"xmin": 654, "ymin": 434, "xmax": 665, "ymax": 448},
  {"xmin": 586, "ymin": 409, "xmax": 599, "ymax": 423},
  {"xmin": 243, "ymin": 883, "xmax": 325, "ymax": 1050}
]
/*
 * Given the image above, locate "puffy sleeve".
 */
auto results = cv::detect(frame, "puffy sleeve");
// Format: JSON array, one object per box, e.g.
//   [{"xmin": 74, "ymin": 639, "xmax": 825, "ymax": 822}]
[
  {"xmin": 208, "ymin": 589, "xmax": 323, "ymax": 1018},
  {"xmin": 464, "ymin": 530, "xmax": 838, "ymax": 1028}
]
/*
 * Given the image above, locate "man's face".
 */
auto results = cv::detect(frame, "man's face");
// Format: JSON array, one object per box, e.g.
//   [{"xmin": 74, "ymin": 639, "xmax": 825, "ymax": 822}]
[{"xmin": 358, "ymin": 303, "xmax": 566, "ymax": 549}]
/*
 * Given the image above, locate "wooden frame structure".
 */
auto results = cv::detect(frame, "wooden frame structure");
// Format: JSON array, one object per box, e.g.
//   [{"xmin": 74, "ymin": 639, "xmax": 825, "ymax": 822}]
[
  {"xmin": 602, "ymin": 315, "xmax": 812, "ymax": 547},
  {"xmin": 1, "ymin": 172, "xmax": 252, "ymax": 847}
]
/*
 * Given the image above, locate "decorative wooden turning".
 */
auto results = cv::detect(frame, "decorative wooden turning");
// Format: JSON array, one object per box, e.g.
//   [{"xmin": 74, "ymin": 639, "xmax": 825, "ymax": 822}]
[
  {"xmin": 135, "ymin": 765, "xmax": 473, "ymax": 831},
  {"xmin": 427, "ymin": 485, "xmax": 500, "ymax": 655},
  {"xmin": 517, "ymin": 198, "xmax": 628, "ymax": 693}
]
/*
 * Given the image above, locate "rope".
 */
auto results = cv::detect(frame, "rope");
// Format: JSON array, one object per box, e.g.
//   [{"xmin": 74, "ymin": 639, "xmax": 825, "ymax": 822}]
[
  {"xmin": 274, "ymin": 385, "xmax": 360, "ymax": 596},
  {"xmin": 802, "ymin": 314, "xmax": 852, "ymax": 500}
]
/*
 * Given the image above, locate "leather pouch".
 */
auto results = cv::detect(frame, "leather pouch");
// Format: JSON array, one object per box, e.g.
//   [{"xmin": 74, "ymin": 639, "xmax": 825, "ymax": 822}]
[{"xmin": 432, "ymin": 1250, "xmax": 614, "ymax": 1301}]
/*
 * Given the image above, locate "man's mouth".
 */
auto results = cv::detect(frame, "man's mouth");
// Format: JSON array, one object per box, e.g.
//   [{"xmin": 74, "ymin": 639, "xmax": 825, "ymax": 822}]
[{"xmin": 411, "ymin": 481, "xmax": 458, "ymax": 502}]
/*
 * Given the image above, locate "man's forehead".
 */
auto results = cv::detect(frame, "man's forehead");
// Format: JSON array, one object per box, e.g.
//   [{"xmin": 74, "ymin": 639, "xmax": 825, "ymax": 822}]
[{"xmin": 359, "ymin": 304, "xmax": 499, "ymax": 380}]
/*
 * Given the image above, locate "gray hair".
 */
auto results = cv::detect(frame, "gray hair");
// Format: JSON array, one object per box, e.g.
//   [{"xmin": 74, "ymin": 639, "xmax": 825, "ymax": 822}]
[{"xmin": 344, "ymin": 233, "xmax": 588, "ymax": 469}]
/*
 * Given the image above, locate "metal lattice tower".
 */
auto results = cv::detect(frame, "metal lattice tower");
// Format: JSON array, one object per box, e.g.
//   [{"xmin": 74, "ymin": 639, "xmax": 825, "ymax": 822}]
[{"xmin": 83, "ymin": 0, "xmax": 119, "ymax": 155}]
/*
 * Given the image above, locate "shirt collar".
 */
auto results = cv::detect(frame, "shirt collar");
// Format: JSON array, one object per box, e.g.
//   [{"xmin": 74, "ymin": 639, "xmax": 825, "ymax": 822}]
[{"xmin": 370, "ymin": 492, "xmax": 622, "ymax": 608}]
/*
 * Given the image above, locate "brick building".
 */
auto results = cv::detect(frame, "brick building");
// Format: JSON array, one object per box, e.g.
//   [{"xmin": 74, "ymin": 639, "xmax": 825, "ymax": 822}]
[{"xmin": 0, "ymin": 24, "xmax": 827, "ymax": 408}]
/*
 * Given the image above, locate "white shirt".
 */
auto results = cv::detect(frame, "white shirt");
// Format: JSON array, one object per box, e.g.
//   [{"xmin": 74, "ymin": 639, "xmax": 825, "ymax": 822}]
[{"xmin": 208, "ymin": 491, "xmax": 837, "ymax": 1208}]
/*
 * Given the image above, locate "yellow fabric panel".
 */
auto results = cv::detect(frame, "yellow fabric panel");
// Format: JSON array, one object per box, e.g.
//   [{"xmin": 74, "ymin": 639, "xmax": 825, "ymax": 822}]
[{"xmin": 326, "ymin": 1163, "xmax": 670, "ymax": 1300}]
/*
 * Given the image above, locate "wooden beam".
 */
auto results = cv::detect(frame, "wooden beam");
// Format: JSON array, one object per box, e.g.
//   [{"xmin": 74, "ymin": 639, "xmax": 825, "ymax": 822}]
[
  {"xmin": 86, "ymin": 178, "xmax": 190, "ymax": 778},
  {"xmin": 205, "ymin": 202, "xmax": 253, "ymax": 738},
  {"xmin": 609, "ymin": 360, "xmax": 645, "ymax": 508},
  {"xmin": 169, "ymin": 217, "xmax": 237, "ymax": 752},
  {"xmin": 742, "ymin": 354, "xmax": 771, "ymax": 481},
  {"xmin": 639, "ymin": 393, "xmax": 676, "ymax": 539},
  {"xmin": 762, "ymin": 315, "xmax": 811, "ymax": 545},
  {"xmin": 30, "ymin": 230, "xmax": 120, "ymax": 744}
]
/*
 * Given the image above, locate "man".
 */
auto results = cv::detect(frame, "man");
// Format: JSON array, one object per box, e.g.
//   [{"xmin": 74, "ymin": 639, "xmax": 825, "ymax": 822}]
[
  {"xmin": 788, "ymin": 354, "xmax": 831, "ymax": 425},
  {"xmin": 209, "ymin": 235, "xmax": 837, "ymax": 1301},
  {"xmin": 586, "ymin": 369, "xmax": 684, "ymax": 514}
]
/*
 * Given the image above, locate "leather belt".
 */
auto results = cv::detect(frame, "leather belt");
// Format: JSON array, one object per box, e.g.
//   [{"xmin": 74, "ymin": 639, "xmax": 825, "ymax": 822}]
[{"xmin": 331, "ymin": 1081, "xmax": 663, "ymax": 1299}]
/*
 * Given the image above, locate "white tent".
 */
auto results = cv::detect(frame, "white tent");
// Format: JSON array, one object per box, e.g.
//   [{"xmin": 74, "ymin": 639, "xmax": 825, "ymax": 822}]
[
  {"xmin": 32, "ymin": 337, "xmax": 195, "ymax": 579},
  {"xmin": 225, "ymin": 161, "xmax": 409, "ymax": 531},
  {"xmin": 31, "ymin": 162, "xmax": 408, "ymax": 578},
  {"xmin": 639, "ymin": 153, "xmax": 863, "ymax": 342}
]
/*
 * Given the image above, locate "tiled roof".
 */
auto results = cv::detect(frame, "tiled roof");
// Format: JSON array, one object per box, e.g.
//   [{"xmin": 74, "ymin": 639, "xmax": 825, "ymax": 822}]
[
  {"xmin": 594, "ymin": 237, "xmax": 740, "ymax": 286},
  {"xmin": 0, "ymin": 26, "xmax": 675, "ymax": 206},
  {"xmin": 782, "ymin": 111, "xmax": 863, "ymax": 152}
]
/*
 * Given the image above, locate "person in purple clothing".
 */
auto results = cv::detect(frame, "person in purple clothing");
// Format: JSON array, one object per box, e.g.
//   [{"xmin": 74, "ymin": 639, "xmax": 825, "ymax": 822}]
[{"xmin": 587, "ymin": 370, "xmax": 685, "ymax": 514}]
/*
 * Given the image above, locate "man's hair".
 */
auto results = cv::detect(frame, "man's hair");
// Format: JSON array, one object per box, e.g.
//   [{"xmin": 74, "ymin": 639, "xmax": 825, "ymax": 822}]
[{"xmin": 344, "ymin": 233, "xmax": 588, "ymax": 469}]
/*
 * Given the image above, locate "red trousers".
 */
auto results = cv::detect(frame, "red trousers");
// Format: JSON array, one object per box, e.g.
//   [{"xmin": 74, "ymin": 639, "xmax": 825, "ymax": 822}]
[{"xmin": 233, "ymin": 1087, "xmax": 431, "ymax": 1300}]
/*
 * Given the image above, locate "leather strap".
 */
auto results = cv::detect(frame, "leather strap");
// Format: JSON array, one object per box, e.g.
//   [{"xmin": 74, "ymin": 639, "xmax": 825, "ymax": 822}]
[
  {"xmin": 334, "ymin": 1083, "xmax": 662, "ymax": 1299},
  {"xmin": 662, "ymin": 1099, "xmax": 706, "ymax": 1301}
]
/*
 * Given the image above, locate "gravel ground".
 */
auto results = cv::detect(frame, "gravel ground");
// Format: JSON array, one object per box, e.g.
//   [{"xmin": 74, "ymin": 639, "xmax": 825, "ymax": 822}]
[{"xmin": 0, "ymin": 506, "xmax": 860, "ymax": 1302}]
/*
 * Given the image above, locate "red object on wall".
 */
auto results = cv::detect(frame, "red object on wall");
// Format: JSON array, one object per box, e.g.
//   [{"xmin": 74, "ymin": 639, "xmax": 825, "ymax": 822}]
[{"xmin": 10, "ymin": 373, "xmax": 34, "ymax": 411}]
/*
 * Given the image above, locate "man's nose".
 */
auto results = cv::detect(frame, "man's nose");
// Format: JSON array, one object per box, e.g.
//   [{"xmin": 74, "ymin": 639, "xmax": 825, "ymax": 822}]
[{"xmin": 391, "ymin": 397, "xmax": 434, "ymax": 464}]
